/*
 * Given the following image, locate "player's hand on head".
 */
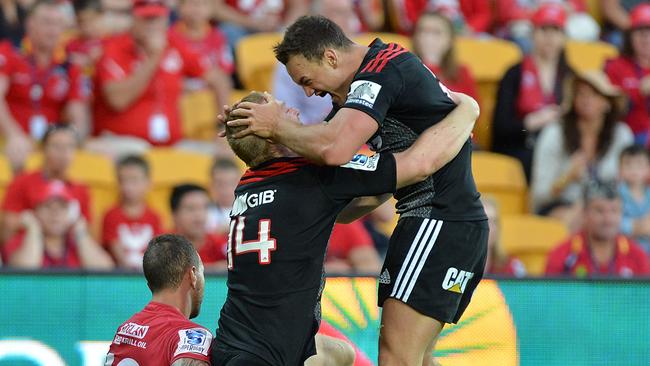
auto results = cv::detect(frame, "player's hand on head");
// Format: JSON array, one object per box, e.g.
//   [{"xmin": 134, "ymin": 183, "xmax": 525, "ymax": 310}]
[{"xmin": 228, "ymin": 92, "xmax": 286, "ymax": 139}]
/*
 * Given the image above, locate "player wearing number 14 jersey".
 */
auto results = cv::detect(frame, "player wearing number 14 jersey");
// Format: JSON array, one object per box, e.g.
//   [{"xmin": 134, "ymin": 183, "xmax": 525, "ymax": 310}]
[{"xmin": 211, "ymin": 92, "xmax": 478, "ymax": 366}]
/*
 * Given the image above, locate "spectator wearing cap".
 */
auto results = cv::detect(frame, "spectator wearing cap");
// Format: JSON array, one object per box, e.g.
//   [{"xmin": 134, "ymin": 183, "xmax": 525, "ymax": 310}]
[
  {"xmin": 492, "ymin": 3, "xmax": 574, "ymax": 181},
  {"xmin": 1, "ymin": 180, "xmax": 114, "ymax": 270},
  {"xmin": 169, "ymin": 0, "xmax": 235, "ymax": 91},
  {"xmin": 0, "ymin": 0, "xmax": 89, "ymax": 170},
  {"xmin": 604, "ymin": 3, "xmax": 650, "ymax": 146},
  {"xmin": 88, "ymin": 0, "xmax": 231, "ymax": 159},
  {"xmin": 1, "ymin": 124, "xmax": 92, "ymax": 243},
  {"xmin": 171, "ymin": 184, "xmax": 228, "ymax": 270},
  {"xmin": 531, "ymin": 71, "xmax": 633, "ymax": 229},
  {"xmin": 545, "ymin": 180, "xmax": 650, "ymax": 277},
  {"xmin": 212, "ymin": 0, "xmax": 308, "ymax": 48},
  {"xmin": 601, "ymin": 0, "xmax": 648, "ymax": 48}
]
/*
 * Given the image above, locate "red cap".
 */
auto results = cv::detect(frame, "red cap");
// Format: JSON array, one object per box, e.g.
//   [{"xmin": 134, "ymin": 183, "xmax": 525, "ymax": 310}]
[
  {"xmin": 133, "ymin": 0, "xmax": 169, "ymax": 17},
  {"xmin": 532, "ymin": 4, "xmax": 567, "ymax": 28},
  {"xmin": 35, "ymin": 180, "xmax": 74, "ymax": 206},
  {"xmin": 630, "ymin": 4, "xmax": 650, "ymax": 29}
]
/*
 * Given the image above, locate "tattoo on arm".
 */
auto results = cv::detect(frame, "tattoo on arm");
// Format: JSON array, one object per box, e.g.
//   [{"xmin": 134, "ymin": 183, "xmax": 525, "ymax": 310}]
[{"xmin": 171, "ymin": 358, "xmax": 210, "ymax": 366}]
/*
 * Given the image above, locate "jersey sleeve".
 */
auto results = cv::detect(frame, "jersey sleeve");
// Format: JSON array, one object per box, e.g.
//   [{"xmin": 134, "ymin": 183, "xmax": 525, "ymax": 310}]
[
  {"xmin": 318, "ymin": 152, "xmax": 396, "ymax": 201},
  {"xmin": 168, "ymin": 325, "xmax": 213, "ymax": 364},
  {"xmin": 341, "ymin": 62, "xmax": 404, "ymax": 126}
]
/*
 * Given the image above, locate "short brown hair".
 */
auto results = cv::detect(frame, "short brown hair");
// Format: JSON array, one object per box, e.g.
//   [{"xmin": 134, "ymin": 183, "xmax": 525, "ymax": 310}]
[{"xmin": 225, "ymin": 92, "xmax": 273, "ymax": 167}]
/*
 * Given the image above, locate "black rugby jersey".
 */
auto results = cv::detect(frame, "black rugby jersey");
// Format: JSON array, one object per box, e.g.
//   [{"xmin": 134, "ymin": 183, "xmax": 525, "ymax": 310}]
[
  {"xmin": 328, "ymin": 39, "xmax": 486, "ymax": 221},
  {"xmin": 214, "ymin": 154, "xmax": 396, "ymax": 366}
]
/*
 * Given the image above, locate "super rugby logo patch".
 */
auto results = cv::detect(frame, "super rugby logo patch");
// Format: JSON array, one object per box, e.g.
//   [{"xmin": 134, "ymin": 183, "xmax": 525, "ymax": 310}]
[
  {"xmin": 341, "ymin": 154, "xmax": 380, "ymax": 171},
  {"xmin": 173, "ymin": 328, "xmax": 212, "ymax": 357},
  {"xmin": 347, "ymin": 80, "xmax": 381, "ymax": 108}
]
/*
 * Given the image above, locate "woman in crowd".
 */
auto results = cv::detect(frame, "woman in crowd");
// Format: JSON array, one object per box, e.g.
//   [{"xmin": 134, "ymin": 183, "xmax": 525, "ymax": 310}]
[
  {"xmin": 531, "ymin": 71, "xmax": 633, "ymax": 229},
  {"xmin": 604, "ymin": 3, "xmax": 650, "ymax": 146},
  {"xmin": 492, "ymin": 4, "xmax": 573, "ymax": 181},
  {"xmin": 412, "ymin": 10, "xmax": 479, "ymax": 103}
]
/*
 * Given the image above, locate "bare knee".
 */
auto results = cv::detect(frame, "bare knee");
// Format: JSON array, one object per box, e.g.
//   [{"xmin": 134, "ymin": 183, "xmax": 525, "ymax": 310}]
[{"xmin": 311, "ymin": 334, "xmax": 355, "ymax": 366}]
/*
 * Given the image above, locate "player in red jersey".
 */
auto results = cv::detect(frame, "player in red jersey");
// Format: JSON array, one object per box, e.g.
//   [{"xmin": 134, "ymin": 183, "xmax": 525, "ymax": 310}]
[{"xmin": 105, "ymin": 234, "xmax": 211, "ymax": 366}]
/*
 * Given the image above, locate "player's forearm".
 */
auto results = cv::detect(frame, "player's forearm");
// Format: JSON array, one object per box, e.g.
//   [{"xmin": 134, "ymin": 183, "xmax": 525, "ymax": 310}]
[
  {"xmin": 336, "ymin": 194, "xmax": 392, "ymax": 224},
  {"xmin": 8, "ymin": 227, "xmax": 44, "ymax": 269},
  {"xmin": 274, "ymin": 119, "xmax": 344, "ymax": 165},
  {"xmin": 103, "ymin": 55, "xmax": 161, "ymax": 111},
  {"xmin": 394, "ymin": 93, "xmax": 479, "ymax": 188}
]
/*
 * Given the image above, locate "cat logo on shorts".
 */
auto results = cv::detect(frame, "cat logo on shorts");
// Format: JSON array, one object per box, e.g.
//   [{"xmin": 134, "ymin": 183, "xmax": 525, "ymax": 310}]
[{"xmin": 442, "ymin": 267, "xmax": 474, "ymax": 294}]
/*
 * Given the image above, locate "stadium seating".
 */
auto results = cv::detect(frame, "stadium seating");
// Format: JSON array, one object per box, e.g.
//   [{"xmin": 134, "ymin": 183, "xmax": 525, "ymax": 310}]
[
  {"xmin": 180, "ymin": 90, "xmax": 218, "ymax": 140},
  {"xmin": 353, "ymin": 32, "xmax": 412, "ymax": 49},
  {"xmin": 235, "ymin": 32, "xmax": 283, "ymax": 92},
  {"xmin": 0, "ymin": 155, "xmax": 11, "ymax": 206},
  {"xmin": 25, "ymin": 151, "xmax": 117, "ymax": 235},
  {"xmin": 500, "ymin": 214, "xmax": 568, "ymax": 276},
  {"xmin": 471, "ymin": 151, "xmax": 528, "ymax": 215},
  {"xmin": 144, "ymin": 148, "xmax": 213, "ymax": 228},
  {"xmin": 455, "ymin": 37, "xmax": 522, "ymax": 150},
  {"xmin": 565, "ymin": 40, "xmax": 618, "ymax": 72}
]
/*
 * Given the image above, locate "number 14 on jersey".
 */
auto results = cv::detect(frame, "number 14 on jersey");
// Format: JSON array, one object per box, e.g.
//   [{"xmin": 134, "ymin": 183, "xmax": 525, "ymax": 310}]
[{"xmin": 227, "ymin": 216, "xmax": 277, "ymax": 269}]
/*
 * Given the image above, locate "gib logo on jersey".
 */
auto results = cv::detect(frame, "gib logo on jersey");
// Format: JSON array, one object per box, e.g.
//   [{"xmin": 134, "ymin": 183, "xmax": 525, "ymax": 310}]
[
  {"xmin": 347, "ymin": 80, "xmax": 381, "ymax": 108},
  {"xmin": 441, "ymin": 267, "xmax": 474, "ymax": 294},
  {"xmin": 341, "ymin": 153, "xmax": 380, "ymax": 171},
  {"xmin": 231, "ymin": 190, "xmax": 276, "ymax": 216}
]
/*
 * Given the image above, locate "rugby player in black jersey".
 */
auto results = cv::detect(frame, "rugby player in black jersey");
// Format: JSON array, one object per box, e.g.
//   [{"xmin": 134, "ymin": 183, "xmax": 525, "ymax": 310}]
[
  {"xmin": 226, "ymin": 16, "xmax": 488, "ymax": 366},
  {"xmin": 212, "ymin": 91, "xmax": 479, "ymax": 366}
]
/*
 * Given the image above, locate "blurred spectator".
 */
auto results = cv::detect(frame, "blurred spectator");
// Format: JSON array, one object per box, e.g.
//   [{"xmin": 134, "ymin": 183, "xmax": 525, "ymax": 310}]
[
  {"xmin": 325, "ymin": 222, "xmax": 382, "ymax": 275},
  {"xmin": 206, "ymin": 158, "xmax": 240, "ymax": 235},
  {"xmin": 102, "ymin": 155, "xmax": 163, "ymax": 269},
  {"xmin": 0, "ymin": 0, "xmax": 27, "ymax": 46},
  {"xmin": 66, "ymin": 0, "xmax": 105, "ymax": 74},
  {"xmin": 362, "ymin": 199, "xmax": 394, "ymax": 258},
  {"xmin": 169, "ymin": 0, "xmax": 234, "ymax": 92},
  {"xmin": 212, "ymin": 0, "xmax": 308, "ymax": 47},
  {"xmin": 531, "ymin": 71, "xmax": 633, "ymax": 229},
  {"xmin": 483, "ymin": 196, "xmax": 526, "ymax": 277},
  {"xmin": 1, "ymin": 124, "xmax": 91, "ymax": 242},
  {"xmin": 101, "ymin": 0, "xmax": 132, "ymax": 34},
  {"xmin": 604, "ymin": 3, "xmax": 650, "ymax": 146},
  {"xmin": 492, "ymin": 3, "xmax": 573, "ymax": 181},
  {"xmin": 0, "ymin": 0, "xmax": 89, "ymax": 170},
  {"xmin": 545, "ymin": 180, "xmax": 650, "ymax": 277},
  {"xmin": 412, "ymin": 11, "xmax": 479, "ymax": 102},
  {"xmin": 618, "ymin": 145, "xmax": 650, "ymax": 253},
  {"xmin": 2, "ymin": 180, "xmax": 114, "ymax": 270},
  {"xmin": 88, "ymin": 0, "xmax": 231, "ymax": 159},
  {"xmin": 171, "ymin": 183, "xmax": 227, "ymax": 270},
  {"xmin": 388, "ymin": 0, "xmax": 491, "ymax": 35},
  {"xmin": 353, "ymin": 0, "xmax": 384, "ymax": 32},
  {"xmin": 600, "ymin": 0, "xmax": 647, "ymax": 48},
  {"xmin": 272, "ymin": 0, "xmax": 359, "ymax": 124}
]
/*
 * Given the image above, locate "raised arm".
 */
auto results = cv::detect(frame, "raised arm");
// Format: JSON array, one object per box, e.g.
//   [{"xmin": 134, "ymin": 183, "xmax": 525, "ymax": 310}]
[{"xmin": 393, "ymin": 93, "xmax": 479, "ymax": 189}]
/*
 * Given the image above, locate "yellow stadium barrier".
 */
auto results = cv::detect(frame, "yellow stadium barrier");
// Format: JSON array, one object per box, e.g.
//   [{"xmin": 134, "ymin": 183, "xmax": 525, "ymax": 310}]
[
  {"xmin": 500, "ymin": 214, "xmax": 568, "ymax": 276},
  {"xmin": 180, "ymin": 90, "xmax": 218, "ymax": 140},
  {"xmin": 565, "ymin": 40, "xmax": 618, "ymax": 72},
  {"xmin": 235, "ymin": 32, "xmax": 284, "ymax": 92},
  {"xmin": 353, "ymin": 32, "xmax": 412, "ymax": 49},
  {"xmin": 472, "ymin": 151, "xmax": 528, "ymax": 215},
  {"xmin": 0, "ymin": 155, "xmax": 12, "ymax": 206}
]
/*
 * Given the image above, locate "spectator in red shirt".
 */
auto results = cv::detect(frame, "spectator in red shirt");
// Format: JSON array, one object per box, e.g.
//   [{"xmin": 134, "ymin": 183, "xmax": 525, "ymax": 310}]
[
  {"xmin": 604, "ymin": 4, "xmax": 650, "ymax": 146},
  {"xmin": 106, "ymin": 234, "xmax": 212, "ymax": 364},
  {"xmin": 213, "ymin": 0, "xmax": 308, "ymax": 47},
  {"xmin": 66, "ymin": 0, "xmax": 105, "ymax": 76},
  {"xmin": 2, "ymin": 180, "xmax": 113, "ymax": 269},
  {"xmin": 545, "ymin": 180, "xmax": 650, "ymax": 277},
  {"xmin": 206, "ymin": 158, "xmax": 240, "ymax": 235},
  {"xmin": 169, "ymin": 0, "xmax": 234, "ymax": 92},
  {"xmin": 412, "ymin": 11, "xmax": 480, "ymax": 104},
  {"xmin": 325, "ymin": 222, "xmax": 382, "ymax": 275},
  {"xmin": 1, "ymin": 124, "xmax": 91, "ymax": 242},
  {"xmin": 102, "ymin": 155, "xmax": 163, "ymax": 269},
  {"xmin": 88, "ymin": 0, "xmax": 231, "ymax": 159},
  {"xmin": 171, "ymin": 183, "xmax": 228, "ymax": 270},
  {"xmin": 492, "ymin": 3, "xmax": 574, "ymax": 181},
  {"xmin": 0, "ymin": 0, "xmax": 89, "ymax": 170},
  {"xmin": 483, "ymin": 196, "xmax": 526, "ymax": 277}
]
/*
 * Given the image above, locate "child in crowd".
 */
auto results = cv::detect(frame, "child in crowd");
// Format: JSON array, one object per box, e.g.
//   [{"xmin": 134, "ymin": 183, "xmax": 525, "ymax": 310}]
[
  {"xmin": 101, "ymin": 155, "xmax": 163, "ymax": 269},
  {"xmin": 67, "ymin": 0, "xmax": 105, "ymax": 74},
  {"xmin": 618, "ymin": 145, "xmax": 650, "ymax": 253}
]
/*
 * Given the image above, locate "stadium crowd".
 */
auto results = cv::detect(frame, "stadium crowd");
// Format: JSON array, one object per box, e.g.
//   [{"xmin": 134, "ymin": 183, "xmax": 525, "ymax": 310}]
[{"xmin": 0, "ymin": 0, "xmax": 649, "ymax": 278}]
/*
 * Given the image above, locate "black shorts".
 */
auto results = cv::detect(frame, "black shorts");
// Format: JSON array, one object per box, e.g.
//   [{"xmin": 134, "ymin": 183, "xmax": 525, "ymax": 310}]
[
  {"xmin": 210, "ymin": 341, "xmax": 271, "ymax": 366},
  {"xmin": 378, "ymin": 217, "xmax": 488, "ymax": 324}
]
